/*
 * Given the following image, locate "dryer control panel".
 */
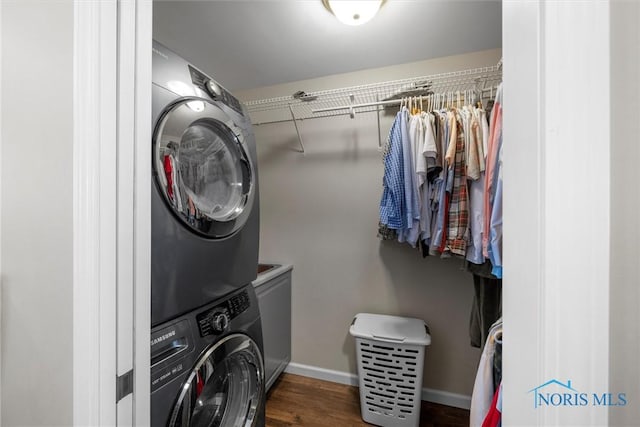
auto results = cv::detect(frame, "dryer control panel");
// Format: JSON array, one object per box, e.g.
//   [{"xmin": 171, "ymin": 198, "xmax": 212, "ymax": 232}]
[
  {"xmin": 196, "ymin": 289, "xmax": 251, "ymax": 337},
  {"xmin": 188, "ymin": 65, "xmax": 243, "ymax": 115}
]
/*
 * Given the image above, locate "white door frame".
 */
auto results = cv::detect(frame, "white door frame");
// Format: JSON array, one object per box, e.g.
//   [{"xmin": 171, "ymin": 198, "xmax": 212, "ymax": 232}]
[
  {"xmin": 504, "ymin": 1, "xmax": 612, "ymax": 425},
  {"xmin": 73, "ymin": 1, "xmax": 151, "ymax": 425}
]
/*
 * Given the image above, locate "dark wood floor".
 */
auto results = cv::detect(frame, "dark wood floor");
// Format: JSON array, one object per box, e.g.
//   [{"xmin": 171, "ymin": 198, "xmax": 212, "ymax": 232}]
[{"xmin": 265, "ymin": 373, "xmax": 469, "ymax": 427}]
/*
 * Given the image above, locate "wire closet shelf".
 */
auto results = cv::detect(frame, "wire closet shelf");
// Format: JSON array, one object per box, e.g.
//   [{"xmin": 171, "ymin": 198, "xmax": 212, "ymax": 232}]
[{"xmin": 244, "ymin": 64, "xmax": 502, "ymax": 126}]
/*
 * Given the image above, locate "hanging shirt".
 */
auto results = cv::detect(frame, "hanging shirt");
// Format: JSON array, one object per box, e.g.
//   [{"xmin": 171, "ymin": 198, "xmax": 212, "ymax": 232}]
[
  {"xmin": 466, "ymin": 171, "xmax": 486, "ymax": 264},
  {"xmin": 466, "ymin": 108, "xmax": 489, "ymax": 264},
  {"xmin": 466, "ymin": 108, "xmax": 484, "ymax": 181},
  {"xmin": 422, "ymin": 111, "xmax": 439, "ymax": 175},
  {"xmin": 489, "ymin": 137, "xmax": 503, "ymax": 278},
  {"xmin": 398, "ymin": 107, "xmax": 421, "ymax": 245},
  {"xmin": 445, "ymin": 111, "xmax": 470, "ymax": 257},
  {"xmin": 379, "ymin": 112, "xmax": 406, "ymax": 231},
  {"xmin": 483, "ymin": 85, "xmax": 503, "ymax": 258},
  {"xmin": 420, "ymin": 113, "xmax": 438, "ymax": 242},
  {"xmin": 430, "ymin": 111, "xmax": 450, "ymax": 255},
  {"xmin": 470, "ymin": 320, "xmax": 502, "ymax": 427},
  {"xmin": 438, "ymin": 111, "xmax": 458, "ymax": 257},
  {"xmin": 473, "ymin": 107, "xmax": 487, "ymax": 167},
  {"xmin": 405, "ymin": 112, "xmax": 426, "ymax": 246},
  {"xmin": 480, "ymin": 109, "xmax": 490, "ymax": 160}
]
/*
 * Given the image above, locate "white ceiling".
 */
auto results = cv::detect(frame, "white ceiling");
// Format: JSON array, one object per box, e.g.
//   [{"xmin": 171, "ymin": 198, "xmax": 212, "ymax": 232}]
[{"xmin": 153, "ymin": 0, "xmax": 502, "ymax": 91}]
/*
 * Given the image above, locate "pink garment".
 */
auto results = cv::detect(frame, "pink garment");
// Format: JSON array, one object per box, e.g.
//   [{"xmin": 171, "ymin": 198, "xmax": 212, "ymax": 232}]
[{"xmin": 482, "ymin": 101, "xmax": 502, "ymax": 258}]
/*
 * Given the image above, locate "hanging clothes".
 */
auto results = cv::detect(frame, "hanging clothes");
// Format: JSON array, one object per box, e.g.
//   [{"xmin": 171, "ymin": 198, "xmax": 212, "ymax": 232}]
[
  {"xmin": 482, "ymin": 84, "xmax": 503, "ymax": 260},
  {"xmin": 469, "ymin": 272, "xmax": 502, "ymax": 348},
  {"xmin": 404, "ymin": 110, "xmax": 426, "ymax": 246},
  {"xmin": 470, "ymin": 319, "xmax": 502, "ymax": 427},
  {"xmin": 376, "ymin": 88, "xmax": 502, "ymax": 270},
  {"xmin": 420, "ymin": 112, "xmax": 439, "ymax": 243},
  {"xmin": 378, "ymin": 111, "xmax": 406, "ymax": 238},
  {"xmin": 429, "ymin": 111, "xmax": 451, "ymax": 256},
  {"xmin": 445, "ymin": 112, "xmax": 469, "ymax": 256},
  {"xmin": 466, "ymin": 106, "xmax": 489, "ymax": 265}
]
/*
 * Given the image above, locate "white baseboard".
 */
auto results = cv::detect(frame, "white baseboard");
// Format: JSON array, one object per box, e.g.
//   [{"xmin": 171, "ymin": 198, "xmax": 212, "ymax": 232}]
[
  {"xmin": 283, "ymin": 362, "xmax": 471, "ymax": 410},
  {"xmin": 285, "ymin": 362, "xmax": 359, "ymax": 387},
  {"xmin": 421, "ymin": 387, "xmax": 472, "ymax": 410}
]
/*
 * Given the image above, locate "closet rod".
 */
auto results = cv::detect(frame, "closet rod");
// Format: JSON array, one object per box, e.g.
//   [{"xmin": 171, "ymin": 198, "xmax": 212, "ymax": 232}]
[{"xmin": 312, "ymin": 98, "xmax": 403, "ymax": 114}]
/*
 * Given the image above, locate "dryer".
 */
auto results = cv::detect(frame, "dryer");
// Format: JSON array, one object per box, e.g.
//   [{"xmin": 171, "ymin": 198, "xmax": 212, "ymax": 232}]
[
  {"xmin": 151, "ymin": 41, "xmax": 260, "ymax": 326},
  {"xmin": 151, "ymin": 284, "xmax": 265, "ymax": 427}
]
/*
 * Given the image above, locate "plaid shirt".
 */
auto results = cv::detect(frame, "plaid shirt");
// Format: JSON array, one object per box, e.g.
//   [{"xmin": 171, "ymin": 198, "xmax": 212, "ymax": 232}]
[
  {"xmin": 446, "ymin": 111, "xmax": 470, "ymax": 256},
  {"xmin": 379, "ymin": 112, "xmax": 406, "ymax": 230}
]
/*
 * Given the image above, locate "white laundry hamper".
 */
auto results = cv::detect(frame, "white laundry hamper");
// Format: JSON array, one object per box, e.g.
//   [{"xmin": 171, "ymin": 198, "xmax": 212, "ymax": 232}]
[{"xmin": 349, "ymin": 313, "xmax": 431, "ymax": 427}]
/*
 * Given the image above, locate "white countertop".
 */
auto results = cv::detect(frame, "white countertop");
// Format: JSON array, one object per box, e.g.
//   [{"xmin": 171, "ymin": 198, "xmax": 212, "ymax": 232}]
[{"xmin": 252, "ymin": 263, "xmax": 293, "ymax": 288}]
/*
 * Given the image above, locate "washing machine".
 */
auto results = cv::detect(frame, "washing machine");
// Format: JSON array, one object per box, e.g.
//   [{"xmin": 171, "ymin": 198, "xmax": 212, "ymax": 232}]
[
  {"xmin": 151, "ymin": 41, "xmax": 260, "ymax": 327},
  {"xmin": 151, "ymin": 284, "xmax": 265, "ymax": 427}
]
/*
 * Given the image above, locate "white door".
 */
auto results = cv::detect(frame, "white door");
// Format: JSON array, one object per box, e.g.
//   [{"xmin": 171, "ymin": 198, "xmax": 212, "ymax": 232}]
[{"xmin": 73, "ymin": 1, "xmax": 152, "ymax": 425}]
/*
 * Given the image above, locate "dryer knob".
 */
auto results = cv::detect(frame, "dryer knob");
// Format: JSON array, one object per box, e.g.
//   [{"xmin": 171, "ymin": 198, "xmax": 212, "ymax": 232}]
[
  {"xmin": 206, "ymin": 80, "xmax": 222, "ymax": 99},
  {"xmin": 210, "ymin": 312, "xmax": 229, "ymax": 334}
]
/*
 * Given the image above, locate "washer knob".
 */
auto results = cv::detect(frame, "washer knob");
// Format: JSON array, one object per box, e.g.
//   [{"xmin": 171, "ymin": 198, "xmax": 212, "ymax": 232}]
[
  {"xmin": 210, "ymin": 312, "xmax": 229, "ymax": 334},
  {"xmin": 205, "ymin": 79, "xmax": 222, "ymax": 99}
]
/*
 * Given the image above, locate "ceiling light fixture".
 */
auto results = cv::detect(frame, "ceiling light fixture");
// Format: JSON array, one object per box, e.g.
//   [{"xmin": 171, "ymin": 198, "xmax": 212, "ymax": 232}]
[{"xmin": 322, "ymin": 0, "xmax": 385, "ymax": 26}]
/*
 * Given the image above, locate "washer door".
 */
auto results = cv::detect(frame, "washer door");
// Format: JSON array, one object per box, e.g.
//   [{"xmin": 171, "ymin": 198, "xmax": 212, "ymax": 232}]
[
  {"xmin": 154, "ymin": 98, "xmax": 255, "ymax": 238},
  {"xmin": 169, "ymin": 334, "xmax": 264, "ymax": 427}
]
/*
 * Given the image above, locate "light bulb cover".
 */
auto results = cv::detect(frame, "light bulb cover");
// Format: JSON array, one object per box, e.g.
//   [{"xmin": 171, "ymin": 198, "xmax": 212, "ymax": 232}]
[{"xmin": 324, "ymin": 0, "xmax": 383, "ymax": 26}]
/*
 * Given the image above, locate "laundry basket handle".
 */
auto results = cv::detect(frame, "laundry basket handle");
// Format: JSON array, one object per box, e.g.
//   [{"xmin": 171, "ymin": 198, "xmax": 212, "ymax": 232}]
[{"xmin": 372, "ymin": 334, "xmax": 405, "ymax": 343}]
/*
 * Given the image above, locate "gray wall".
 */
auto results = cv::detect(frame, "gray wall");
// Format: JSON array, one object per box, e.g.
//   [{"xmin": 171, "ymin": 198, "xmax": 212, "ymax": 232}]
[
  {"xmin": 237, "ymin": 49, "xmax": 501, "ymax": 397},
  {"xmin": 1, "ymin": 1, "xmax": 74, "ymax": 425},
  {"xmin": 610, "ymin": 1, "xmax": 640, "ymax": 424}
]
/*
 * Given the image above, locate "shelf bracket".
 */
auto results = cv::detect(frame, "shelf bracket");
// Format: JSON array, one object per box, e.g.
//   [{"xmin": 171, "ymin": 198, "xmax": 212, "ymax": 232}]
[
  {"xmin": 376, "ymin": 95, "xmax": 382, "ymax": 149},
  {"xmin": 288, "ymin": 104, "xmax": 306, "ymax": 154}
]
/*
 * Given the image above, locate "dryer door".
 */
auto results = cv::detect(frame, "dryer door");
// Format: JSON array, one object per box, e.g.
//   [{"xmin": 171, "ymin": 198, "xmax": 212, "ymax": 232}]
[
  {"xmin": 154, "ymin": 98, "xmax": 255, "ymax": 238},
  {"xmin": 169, "ymin": 334, "xmax": 264, "ymax": 427}
]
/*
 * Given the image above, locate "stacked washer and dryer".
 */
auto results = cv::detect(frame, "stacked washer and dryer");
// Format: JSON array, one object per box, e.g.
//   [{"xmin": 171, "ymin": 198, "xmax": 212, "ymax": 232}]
[{"xmin": 150, "ymin": 41, "xmax": 265, "ymax": 427}]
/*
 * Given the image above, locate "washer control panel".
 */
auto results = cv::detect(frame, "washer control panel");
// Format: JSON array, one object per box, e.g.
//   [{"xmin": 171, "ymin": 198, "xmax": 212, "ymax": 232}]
[{"xmin": 196, "ymin": 290, "xmax": 251, "ymax": 337}]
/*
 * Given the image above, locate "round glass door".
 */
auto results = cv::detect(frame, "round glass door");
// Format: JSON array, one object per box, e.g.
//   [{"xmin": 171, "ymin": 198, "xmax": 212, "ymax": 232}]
[
  {"xmin": 169, "ymin": 334, "xmax": 264, "ymax": 427},
  {"xmin": 154, "ymin": 99, "xmax": 255, "ymax": 238}
]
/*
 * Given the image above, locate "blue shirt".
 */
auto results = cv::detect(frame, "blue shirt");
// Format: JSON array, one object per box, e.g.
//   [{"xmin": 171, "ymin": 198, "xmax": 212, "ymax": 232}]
[
  {"xmin": 489, "ymin": 135, "xmax": 503, "ymax": 278},
  {"xmin": 379, "ymin": 112, "xmax": 406, "ymax": 230},
  {"xmin": 399, "ymin": 108, "xmax": 421, "ymax": 246}
]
